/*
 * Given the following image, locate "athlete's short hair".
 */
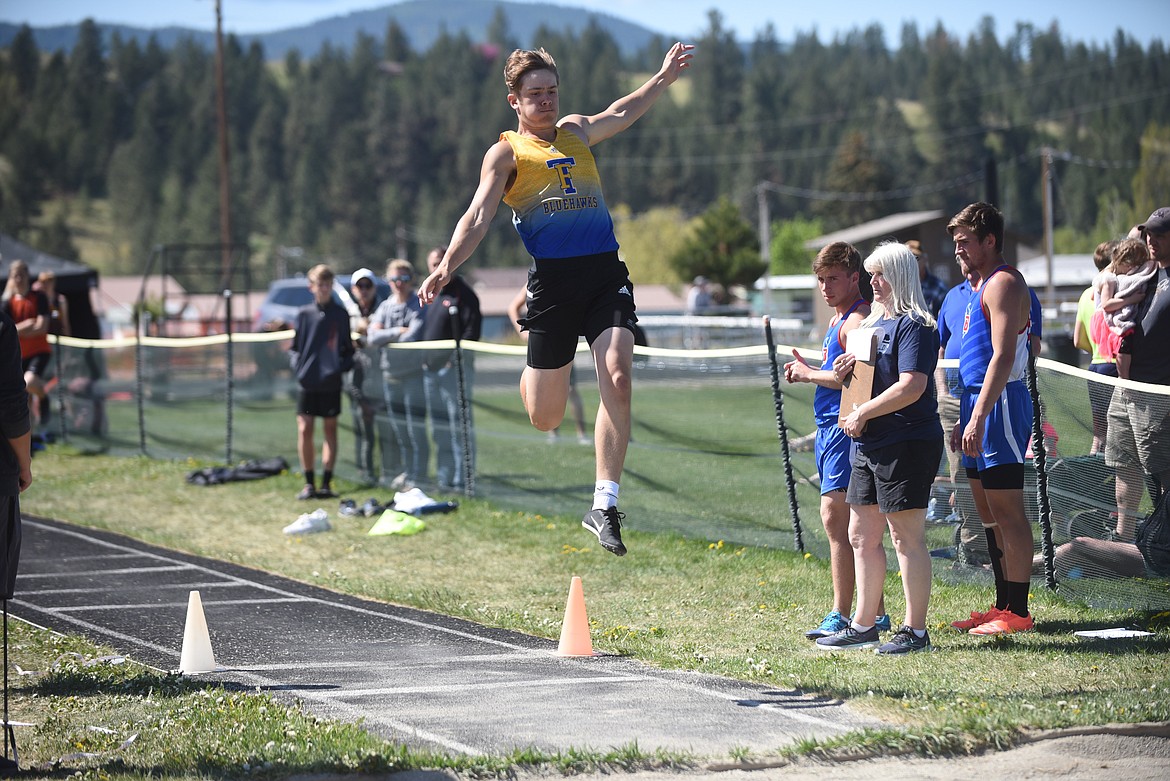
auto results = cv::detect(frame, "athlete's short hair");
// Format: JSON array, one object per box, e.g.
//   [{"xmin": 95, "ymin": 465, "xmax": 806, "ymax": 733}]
[
  {"xmin": 504, "ymin": 48, "xmax": 558, "ymax": 95},
  {"xmin": 947, "ymin": 202, "xmax": 1005, "ymax": 253},
  {"xmin": 307, "ymin": 264, "xmax": 334, "ymax": 284},
  {"xmin": 813, "ymin": 241, "xmax": 862, "ymax": 276}
]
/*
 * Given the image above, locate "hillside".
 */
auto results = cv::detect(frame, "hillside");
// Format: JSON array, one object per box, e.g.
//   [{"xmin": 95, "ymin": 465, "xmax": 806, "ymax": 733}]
[{"xmin": 0, "ymin": 0, "xmax": 672, "ymax": 58}]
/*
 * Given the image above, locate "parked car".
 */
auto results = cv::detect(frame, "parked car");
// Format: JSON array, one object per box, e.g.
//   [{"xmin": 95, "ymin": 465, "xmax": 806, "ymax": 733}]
[{"xmin": 253, "ymin": 274, "xmax": 390, "ymax": 331}]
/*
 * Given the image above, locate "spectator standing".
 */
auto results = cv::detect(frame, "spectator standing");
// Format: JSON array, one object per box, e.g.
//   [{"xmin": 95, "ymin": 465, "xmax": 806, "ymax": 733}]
[
  {"xmin": 417, "ymin": 43, "xmax": 695, "ymax": 554},
  {"xmin": 288, "ymin": 264, "xmax": 354, "ymax": 500},
  {"xmin": 948, "ymin": 202, "xmax": 1036, "ymax": 636},
  {"xmin": 816, "ymin": 243, "xmax": 942, "ymax": 654},
  {"xmin": 1106, "ymin": 207, "xmax": 1170, "ymax": 540},
  {"xmin": 2, "ymin": 260, "xmax": 50, "ymax": 445},
  {"xmin": 908, "ymin": 240, "xmax": 947, "ymax": 318},
  {"xmin": 784, "ymin": 242, "xmax": 890, "ymax": 640},
  {"xmin": 368, "ymin": 259, "xmax": 428, "ymax": 490},
  {"xmin": 686, "ymin": 275, "xmax": 712, "ymax": 314},
  {"xmin": 1075, "ymin": 242, "xmax": 1117, "ymax": 455},
  {"xmin": 420, "ymin": 247, "xmax": 482, "ymax": 492},
  {"xmin": 347, "ymin": 267, "xmax": 390, "ymax": 485}
]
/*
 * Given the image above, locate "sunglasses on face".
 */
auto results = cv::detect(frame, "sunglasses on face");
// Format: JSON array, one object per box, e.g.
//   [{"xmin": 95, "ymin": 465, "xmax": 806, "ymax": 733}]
[
  {"xmin": 390, "ymin": 275, "xmax": 412, "ymax": 283},
  {"xmin": 355, "ymin": 281, "xmax": 374, "ymax": 289}
]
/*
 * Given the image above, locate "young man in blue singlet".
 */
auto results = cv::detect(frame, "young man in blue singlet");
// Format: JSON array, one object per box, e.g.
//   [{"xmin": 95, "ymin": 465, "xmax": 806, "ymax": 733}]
[
  {"xmin": 785, "ymin": 242, "xmax": 889, "ymax": 639},
  {"xmin": 417, "ymin": 43, "xmax": 695, "ymax": 556},
  {"xmin": 947, "ymin": 202, "xmax": 1036, "ymax": 636}
]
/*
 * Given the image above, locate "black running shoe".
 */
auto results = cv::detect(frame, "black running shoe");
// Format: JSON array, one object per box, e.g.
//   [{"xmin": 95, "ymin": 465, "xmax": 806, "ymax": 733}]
[
  {"xmin": 876, "ymin": 625, "xmax": 932, "ymax": 655},
  {"xmin": 582, "ymin": 507, "xmax": 627, "ymax": 556},
  {"xmin": 815, "ymin": 624, "xmax": 880, "ymax": 651}
]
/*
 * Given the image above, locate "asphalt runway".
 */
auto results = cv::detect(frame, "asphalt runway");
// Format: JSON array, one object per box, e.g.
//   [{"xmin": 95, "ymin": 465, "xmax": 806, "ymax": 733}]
[{"xmin": 12, "ymin": 516, "xmax": 882, "ymax": 758}]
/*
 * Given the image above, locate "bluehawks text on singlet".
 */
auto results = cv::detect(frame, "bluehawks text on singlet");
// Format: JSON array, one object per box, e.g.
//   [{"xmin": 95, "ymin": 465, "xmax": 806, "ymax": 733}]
[{"xmin": 542, "ymin": 195, "xmax": 599, "ymax": 214}]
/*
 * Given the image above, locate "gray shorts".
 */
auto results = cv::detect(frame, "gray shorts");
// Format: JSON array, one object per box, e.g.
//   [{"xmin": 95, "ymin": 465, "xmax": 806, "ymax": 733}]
[{"xmin": 1105, "ymin": 388, "xmax": 1170, "ymax": 476}]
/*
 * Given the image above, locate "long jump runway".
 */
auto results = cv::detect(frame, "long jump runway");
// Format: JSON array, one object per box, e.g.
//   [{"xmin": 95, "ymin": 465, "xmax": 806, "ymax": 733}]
[{"xmin": 12, "ymin": 516, "xmax": 881, "ymax": 758}]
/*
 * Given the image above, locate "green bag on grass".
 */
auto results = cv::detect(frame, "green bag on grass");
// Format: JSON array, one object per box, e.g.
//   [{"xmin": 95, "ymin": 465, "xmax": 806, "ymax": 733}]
[{"xmin": 368, "ymin": 509, "xmax": 426, "ymax": 536}]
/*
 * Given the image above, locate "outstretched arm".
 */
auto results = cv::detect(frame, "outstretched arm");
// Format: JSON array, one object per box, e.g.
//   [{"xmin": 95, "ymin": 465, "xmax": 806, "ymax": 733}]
[
  {"xmin": 560, "ymin": 42, "xmax": 694, "ymax": 146},
  {"xmin": 418, "ymin": 140, "xmax": 515, "ymax": 305}
]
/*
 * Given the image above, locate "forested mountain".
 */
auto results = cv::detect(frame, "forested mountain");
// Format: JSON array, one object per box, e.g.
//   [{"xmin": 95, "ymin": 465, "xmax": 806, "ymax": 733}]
[
  {"xmin": 0, "ymin": 0, "xmax": 665, "ymax": 61},
  {"xmin": 1, "ymin": 11, "xmax": 1167, "ymax": 286}
]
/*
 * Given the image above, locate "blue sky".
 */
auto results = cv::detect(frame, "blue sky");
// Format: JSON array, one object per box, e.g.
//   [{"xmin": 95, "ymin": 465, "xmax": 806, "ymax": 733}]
[{"xmin": 3, "ymin": 0, "xmax": 1167, "ymax": 48}]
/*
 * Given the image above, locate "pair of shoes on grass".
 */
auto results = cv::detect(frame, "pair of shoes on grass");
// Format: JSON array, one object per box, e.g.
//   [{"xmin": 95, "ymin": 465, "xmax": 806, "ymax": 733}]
[
  {"xmin": 805, "ymin": 611, "xmax": 892, "ymax": 639},
  {"xmin": 816, "ymin": 623, "xmax": 932, "ymax": 654},
  {"xmin": 297, "ymin": 485, "xmax": 337, "ymax": 501},
  {"xmin": 951, "ymin": 606, "xmax": 1034, "ymax": 635}
]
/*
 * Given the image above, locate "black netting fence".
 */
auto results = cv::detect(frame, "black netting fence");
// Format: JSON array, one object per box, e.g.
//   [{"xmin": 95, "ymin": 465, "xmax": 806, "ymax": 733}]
[{"xmin": 40, "ymin": 320, "xmax": 1170, "ymax": 610}]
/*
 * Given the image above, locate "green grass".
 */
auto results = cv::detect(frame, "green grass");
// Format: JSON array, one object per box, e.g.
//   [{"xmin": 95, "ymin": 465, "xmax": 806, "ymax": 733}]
[{"xmin": 15, "ymin": 448, "xmax": 1170, "ymax": 776}]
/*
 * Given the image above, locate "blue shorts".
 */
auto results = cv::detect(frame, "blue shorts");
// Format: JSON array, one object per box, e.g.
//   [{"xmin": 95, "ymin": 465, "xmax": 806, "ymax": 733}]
[
  {"xmin": 959, "ymin": 381, "xmax": 1031, "ymax": 471},
  {"xmin": 815, "ymin": 424, "xmax": 853, "ymax": 495}
]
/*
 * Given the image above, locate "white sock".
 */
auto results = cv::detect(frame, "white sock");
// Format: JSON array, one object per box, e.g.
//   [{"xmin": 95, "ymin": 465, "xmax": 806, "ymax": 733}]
[
  {"xmin": 850, "ymin": 621, "xmax": 874, "ymax": 633},
  {"xmin": 592, "ymin": 480, "xmax": 619, "ymax": 511}
]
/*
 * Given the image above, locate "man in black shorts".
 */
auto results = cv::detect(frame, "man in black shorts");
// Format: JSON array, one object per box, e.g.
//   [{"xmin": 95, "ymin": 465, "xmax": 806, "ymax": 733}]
[
  {"xmin": 289, "ymin": 264, "xmax": 354, "ymax": 501},
  {"xmin": 418, "ymin": 43, "xmax": 695, "ymax": 555}
]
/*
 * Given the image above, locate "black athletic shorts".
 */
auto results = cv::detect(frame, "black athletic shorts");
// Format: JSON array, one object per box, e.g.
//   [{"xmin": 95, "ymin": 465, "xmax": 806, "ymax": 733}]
[
  {"xmin": 22, "ymin": 353, "xmax": 50, "ymax": 378},
  {"xmin": 519, "ymin": 251, "xmax": 638, "ymax": 370},
  {"xmin": 298, "ymin": 388, "xmax": 342, "ymax": 418},
  {"xmin": 847, "ymin": 438, "xmax": 943, "ymax": 514}
]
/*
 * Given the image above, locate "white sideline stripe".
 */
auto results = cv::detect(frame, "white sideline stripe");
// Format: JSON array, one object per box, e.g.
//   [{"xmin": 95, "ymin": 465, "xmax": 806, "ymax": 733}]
[
  {"xmin": 18, "ymin": 564, "xmax": 195, "ymax": 578},
  {"xmin": 316, "ymin": 675, "xmax": 654, "ymax": 698},
  {"xmin": 36, "ymin": 597, "xmax": 308, "ymax": 613},
  {"xmin": 20, "ymin": 553, "xmax": 148, "ymax": 563},
  {"xmin": 237, "ymin": 653, "xmax": 540, "ymax": 671},
  {"xmin": 18, "ymin": 581, "xmax": 247, "ymax": 596},
  {"xmin": 20, "ymin": 520, "xmax": 850, "ymax": 737}
]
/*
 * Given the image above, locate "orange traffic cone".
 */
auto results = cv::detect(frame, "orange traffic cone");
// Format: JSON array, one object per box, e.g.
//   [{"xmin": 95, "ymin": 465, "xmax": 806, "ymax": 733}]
[
  {"xmin": 556, "ymin": 575, "xmax": 594, "ymax": 656},
  {"xmin": 178, "ymin": 590, "xmax": 217, "ymax": 674}
]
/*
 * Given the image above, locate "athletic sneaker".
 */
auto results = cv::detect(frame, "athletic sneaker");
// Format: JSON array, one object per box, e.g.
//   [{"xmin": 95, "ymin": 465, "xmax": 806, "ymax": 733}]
[
  {"xmin": 969, "ymin": 611, "xmax": 1034, "ymax": 635},
  {"xmin": 315, "ymin": 486, "xmax": 339, "ymax": 499},
  {"xmin": 875, "ymin": 613, "xmax": 892, "ymax": 632},
  {"xmin": 806, "ymin": 610, "xmax": 849, "ymax": 639},
  {"xmin": 296, "ymin": 484, "xmax": 316, "ymax": 501},
  {"xmin": 283, "ymin": 509, "xmax": 330, "ymax": 535},
  {"xmin": 815, "ymin": 625, "xmax": 880, "ymax": 651},
  {"xmin": 876, "ymin": 625, "xmax": 932, "ymax": 654},
  {"xmin": 582, "ymin": 507, "xmax": 627, "ymax": 556},
  {"xmin": 951, "ymin": 606, "xmax": 1003, "ymax": 631}
]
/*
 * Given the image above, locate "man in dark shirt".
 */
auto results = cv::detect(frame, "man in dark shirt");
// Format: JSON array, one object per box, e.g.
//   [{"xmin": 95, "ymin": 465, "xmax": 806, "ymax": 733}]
[
  {"xmin": 1107, "ymin": 207, "xmax": 1170, "ymax": 533},
  {"xmin": 420, "ymin": 246, "xmax": 482, "ymax": 491}
]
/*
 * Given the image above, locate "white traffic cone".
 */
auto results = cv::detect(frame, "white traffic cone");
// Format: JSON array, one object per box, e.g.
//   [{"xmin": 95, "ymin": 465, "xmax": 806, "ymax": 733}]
[{"xmin": 178, "ymin": 590, "xmax": 217, "ymax": 674}]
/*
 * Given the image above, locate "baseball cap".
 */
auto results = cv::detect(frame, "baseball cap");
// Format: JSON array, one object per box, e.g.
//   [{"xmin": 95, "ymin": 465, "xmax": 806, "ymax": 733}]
[
  {"xmin": 351, "ymin": 267, "xmax": 376, "ymax": 285},
  {"xmin": 1138, "ymin": 207, "xmax": 1170, "ymax": 235}
]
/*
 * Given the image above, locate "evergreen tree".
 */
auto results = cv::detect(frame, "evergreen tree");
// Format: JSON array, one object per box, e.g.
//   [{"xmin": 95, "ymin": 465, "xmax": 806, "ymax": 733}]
[{"xmin": 670, "ymin": 197, "xmax": 763, "ymax": 290}]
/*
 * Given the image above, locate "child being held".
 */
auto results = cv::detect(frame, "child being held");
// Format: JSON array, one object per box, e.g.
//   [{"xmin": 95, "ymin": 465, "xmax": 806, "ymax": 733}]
[{"xmin": 1094, "ymin": 237, "xmax": 1157, "ymax": 379}]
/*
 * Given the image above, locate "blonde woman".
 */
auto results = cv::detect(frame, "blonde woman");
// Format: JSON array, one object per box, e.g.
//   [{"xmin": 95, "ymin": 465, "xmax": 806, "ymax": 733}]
[{"xmin": 816, "ymin": 243, "xmax": 943, "ymax": 654}]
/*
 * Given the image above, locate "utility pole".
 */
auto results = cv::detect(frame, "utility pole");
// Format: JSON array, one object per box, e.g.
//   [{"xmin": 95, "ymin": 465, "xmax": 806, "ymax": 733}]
[
  {"xmin": 757, "ymin": 182, "xmax": 772, "ymax": 316},
  {"xmin": 1040, "ymin": 147, "xmax": 1055, "ymax": 317},
  {"xmin": 215, "ymin": 0, "xmax": 233, "ymax": 285}
]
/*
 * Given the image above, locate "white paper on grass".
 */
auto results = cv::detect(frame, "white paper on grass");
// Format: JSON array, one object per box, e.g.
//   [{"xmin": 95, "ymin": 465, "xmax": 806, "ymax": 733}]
[
  {"xmin": 1073, "ymin": 628, "xmax": 1153, "ymax": 639},
  {"xmin": 845, "ymin": 327, "xmax": 879, "ymax": 363}
]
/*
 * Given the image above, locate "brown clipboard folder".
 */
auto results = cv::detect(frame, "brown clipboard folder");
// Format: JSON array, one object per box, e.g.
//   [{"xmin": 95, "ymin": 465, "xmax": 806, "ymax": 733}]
[{"xmin": 838, "ymin": 328, "xmax": 878, "ymax": 431}]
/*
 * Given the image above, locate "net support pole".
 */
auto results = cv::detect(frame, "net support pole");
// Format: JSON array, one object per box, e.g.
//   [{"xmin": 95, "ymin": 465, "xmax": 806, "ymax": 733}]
[
  {"xmin": 53, "ymin": 333, "xmax": 66, "ymax": 444},
  {"xmin": 449, "ymin": 306, "xmax": 475, "ymax": 498},
  {"xmin": 763, "ymin": 316, "xmax": 805, "ymax": 552},
  {"xmin": 224, "ymin": 290, "xmax": 234, "ymax": 465},
  {"xmin": 1028, "ymin": 353, "xmax": 1057, "ymax": 590}
]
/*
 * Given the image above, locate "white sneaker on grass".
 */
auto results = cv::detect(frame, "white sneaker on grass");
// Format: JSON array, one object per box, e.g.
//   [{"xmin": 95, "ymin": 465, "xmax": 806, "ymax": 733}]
[{"xmin": 283, "ymin": 508, "xmax": 330, "ymax": 535}]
